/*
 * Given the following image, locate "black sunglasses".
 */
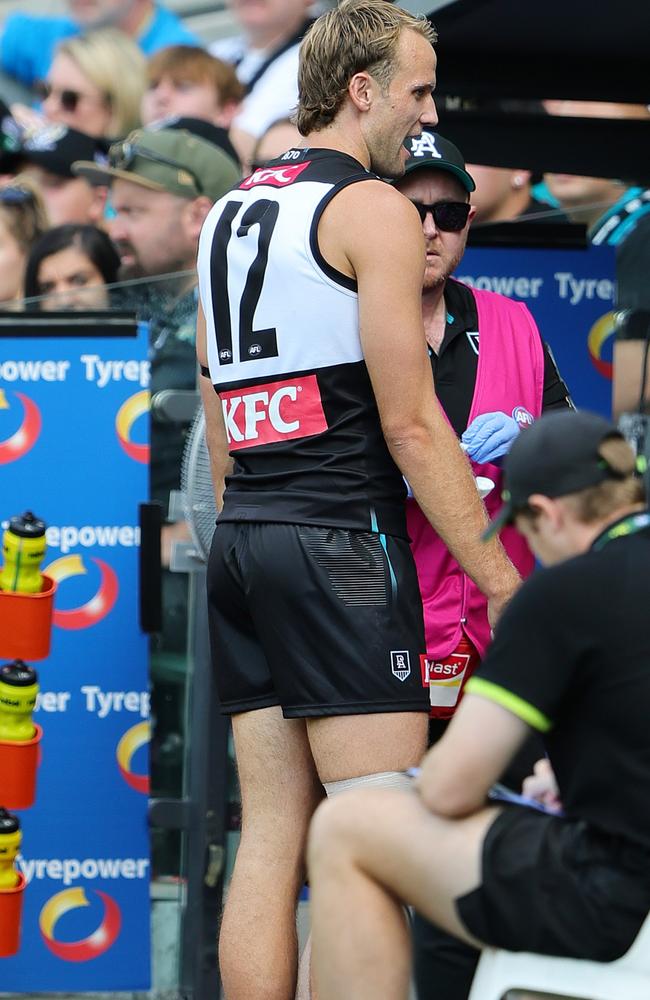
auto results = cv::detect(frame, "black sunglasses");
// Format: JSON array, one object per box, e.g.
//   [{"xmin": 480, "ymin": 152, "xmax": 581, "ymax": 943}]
[
  {"xmin": 411, "ymin": 200, "xmax": 471, "ymax": 232},
  {"xmin": 110, "ymin": 140, "xmax": 204, "ymax": 195},
  {"xmin": 35, "ymin": 81, "xmax": 97, "ymax": 113}
]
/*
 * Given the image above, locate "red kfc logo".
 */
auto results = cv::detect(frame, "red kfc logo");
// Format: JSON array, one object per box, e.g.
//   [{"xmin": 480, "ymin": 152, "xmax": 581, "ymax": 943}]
[
  {"xmin": 240, "ymin": 163, "xmax": 311, "ymax": 189},
  {"xmin": 220, "ymin": 375, "xmax": 327, "ymax": 449}
]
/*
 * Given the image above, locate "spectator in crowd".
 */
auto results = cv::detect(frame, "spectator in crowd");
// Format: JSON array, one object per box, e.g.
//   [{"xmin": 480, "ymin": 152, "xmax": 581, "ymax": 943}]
[
  {"xmin": 141, "ymin": 45, "xmax": 244, "ymax": 130},
  {"xmin": 0, "ymin": 176, "xmax": 48, "ymax": 306},
  {"xmin": 161, "ymin": 114, "xmax": 240, "ymax": 167},
  {"xmin": 544, "ymin": 99, "xmax": 650, "ymax": 311},
  {"xmin": 1, "ymin": 0, "xmax": 198, "ymax": 90},
  {"xmin": 249, "ymin": 115, "xmax": 302, "ymax": 169},
  {"xmin": 469, "ymin": 163, "xmax": 560, "ymax": 224},
  {"xmin": 74, "ymin": 124, "xmax": 239, "ymax": 641},
  {"xmin": 29, "ymin": 30, "xmax": 146, "ymax": 139},
  {"xmin": 545, "ymin": 171, "xmax": 650, "ymax": 311},
  {"xmin": 393, "ymin": 129, "xmax": 573, "ymax": 1000},
  {"xmin": 24, "ymin": 223, "xmax": 119, "ymax": 310},
  {"xmin": 211, "ymin": 0, "xmax": 314, "ymax": 166},
  {"xmin": 308, "ymin": 410, "xmax": 650, "ymax": 1000},
  {"xmin": 18, "ymin": 126, "xmax": 109, "ymax": 226}
]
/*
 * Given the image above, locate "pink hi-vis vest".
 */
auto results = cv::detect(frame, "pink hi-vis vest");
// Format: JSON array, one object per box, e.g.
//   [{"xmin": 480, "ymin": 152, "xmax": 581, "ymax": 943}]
[{"xmin": 406, "ymin": 282, "xmax": 544, "ymax": 661}]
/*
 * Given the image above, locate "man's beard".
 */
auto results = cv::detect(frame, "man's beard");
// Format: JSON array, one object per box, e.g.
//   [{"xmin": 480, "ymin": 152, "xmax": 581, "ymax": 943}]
[
  {"xmin": 118, "ymin": 260, "xmax": 145, "ymax": 282},
  {"xmin": 422, "ymin": 244, "xmax": 466, "ymax": 291}
]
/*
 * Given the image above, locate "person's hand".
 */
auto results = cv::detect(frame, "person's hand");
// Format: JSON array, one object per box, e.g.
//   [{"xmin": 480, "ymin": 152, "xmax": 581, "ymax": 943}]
[
  {"xmin": 461, "ymin": 411, "xmax": 521, "ymax": 464},
  {"xmin": 522, "ymin": 758, "xmax": 563, "ymax": 813}
]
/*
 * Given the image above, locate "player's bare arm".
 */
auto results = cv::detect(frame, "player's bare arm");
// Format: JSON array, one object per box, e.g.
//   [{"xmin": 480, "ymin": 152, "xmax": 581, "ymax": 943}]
[
  {"xmin": 415, "ymin": 694, "xmax": 527, "ymax": 816},
  {"xmin": 196, "ymin": 302, "xmax": 232, "ymax": 511},
  {"xmin": 320, "ymin": 181, "xmax": 520, "ymax": 623}
]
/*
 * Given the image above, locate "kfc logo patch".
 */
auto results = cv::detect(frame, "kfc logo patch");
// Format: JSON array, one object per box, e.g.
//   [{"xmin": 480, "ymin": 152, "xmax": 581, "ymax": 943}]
[
  {"xmin": 240, "ymin": 163, "xmax": 311, "ymax": 189},
  {"xmin": 391, "ymin": 650, "xmax": 411, "ymax": 682},
  {"xmin": 220, "ymin": 375, "xmax": 327, "ymax": 449}
]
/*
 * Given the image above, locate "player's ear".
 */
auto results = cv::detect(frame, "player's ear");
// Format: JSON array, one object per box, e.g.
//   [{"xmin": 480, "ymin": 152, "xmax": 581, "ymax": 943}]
[{"xmin": 348, "ymin": 71, "xmax": 374, "ymax": 113}]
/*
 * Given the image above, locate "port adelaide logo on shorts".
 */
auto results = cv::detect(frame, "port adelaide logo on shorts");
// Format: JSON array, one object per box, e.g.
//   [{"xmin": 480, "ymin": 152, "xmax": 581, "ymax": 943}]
[{"xmin": 390, "ymin": 650, "xmax": 411, "ymax": 682}]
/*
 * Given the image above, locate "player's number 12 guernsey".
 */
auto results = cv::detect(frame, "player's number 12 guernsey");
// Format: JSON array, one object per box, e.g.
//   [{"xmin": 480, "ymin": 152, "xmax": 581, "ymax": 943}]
[{"xmin": 197, "ymin": 147, "xmax": 408, "ymax": 538}]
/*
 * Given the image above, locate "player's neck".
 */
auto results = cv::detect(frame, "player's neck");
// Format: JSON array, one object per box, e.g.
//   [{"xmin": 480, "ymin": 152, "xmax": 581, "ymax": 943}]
[
  {"xmin": 422, "ymin": 283, "xmax": 447, "ymax": 354},
  {"xmin": 303, "ymin": 121, "xmax": 371, "ymax": 170}
]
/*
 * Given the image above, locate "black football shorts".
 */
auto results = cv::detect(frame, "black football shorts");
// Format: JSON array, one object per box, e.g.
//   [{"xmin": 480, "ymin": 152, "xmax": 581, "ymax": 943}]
[
  {"xmin": 456, "ymin": 804, "xmax": 650, "ymax": 961},
  {"xmin": 207, "ymin": 521, "xmax": 428, "ymax": 717}
]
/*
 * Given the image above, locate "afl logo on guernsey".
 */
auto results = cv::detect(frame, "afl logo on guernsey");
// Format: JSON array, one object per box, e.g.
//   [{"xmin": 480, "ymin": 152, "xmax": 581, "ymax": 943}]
[
  {"xmin": 512, "ymin": 406, "xmax": 534, "ymax": 428},
  {"xmin": 220, "ymin": 375, "xmax": 327, "ymax": 449},
  {"xmin": 240, "ymin": 162, "xmax": 311, "ymax": 189}
]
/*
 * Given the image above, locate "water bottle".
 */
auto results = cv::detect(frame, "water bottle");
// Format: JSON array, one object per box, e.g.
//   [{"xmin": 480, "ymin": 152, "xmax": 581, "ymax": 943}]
[
  {"xmin": 0, "ymin": 809, "xmax": 20, "ymax": 890},
  {"xmin": 0, "ymin": 512, "xmax": 47, "ymax": 594},
  {"xmin": 0, "ymin": 662, "xmax": 38, "ymax": 742}
]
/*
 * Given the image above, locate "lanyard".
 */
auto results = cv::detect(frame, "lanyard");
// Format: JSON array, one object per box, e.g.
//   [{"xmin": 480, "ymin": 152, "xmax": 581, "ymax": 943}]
[{"xmin": 591, "ymin": 511, "xmax": 650, "ymax": 552}]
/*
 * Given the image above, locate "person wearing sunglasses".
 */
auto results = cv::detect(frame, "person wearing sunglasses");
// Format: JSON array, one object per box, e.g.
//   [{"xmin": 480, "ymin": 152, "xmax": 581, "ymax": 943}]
[
  {"xmin": 391, "ymin": 129, "xmax": 573, "ymax": 1000},
  {"xmin": 10, "ymin": 29, "xmax": 146, "ymax": 142}
]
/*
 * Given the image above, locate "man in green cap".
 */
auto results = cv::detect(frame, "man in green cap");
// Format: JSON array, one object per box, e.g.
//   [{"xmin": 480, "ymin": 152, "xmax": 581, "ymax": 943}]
[
  {"xmin": 74, "ymin": 123, "xmax": 240, "ymax": 286},
  {"xmin": 75, "ymin": 124, "xmax": 240, "ymax": 651}
]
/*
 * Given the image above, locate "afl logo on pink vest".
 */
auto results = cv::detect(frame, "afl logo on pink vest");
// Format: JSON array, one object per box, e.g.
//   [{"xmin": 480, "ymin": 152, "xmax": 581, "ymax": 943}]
[
  {"xmin": 240, "ymin": 163, "xmax": 311, "ymax": 189},
  {"xmin": 220, "ymin": 375, "xmax": 327, "ymax": 449},
  {"xmin": 512, "ymin": 405, "xmax": 534, "ymax": 428}
]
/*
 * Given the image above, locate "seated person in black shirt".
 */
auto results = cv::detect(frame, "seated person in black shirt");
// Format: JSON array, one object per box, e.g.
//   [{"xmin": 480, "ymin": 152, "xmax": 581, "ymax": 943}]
[{"xmin": 307, "ymin": 410, "xmax": 650, "ymax": 998}]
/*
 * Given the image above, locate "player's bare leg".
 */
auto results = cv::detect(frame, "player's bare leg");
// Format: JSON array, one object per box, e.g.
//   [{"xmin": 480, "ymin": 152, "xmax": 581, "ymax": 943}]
[{"xmin": 219, "ymin": 706, "xmax": 324, "ymax": 1000}]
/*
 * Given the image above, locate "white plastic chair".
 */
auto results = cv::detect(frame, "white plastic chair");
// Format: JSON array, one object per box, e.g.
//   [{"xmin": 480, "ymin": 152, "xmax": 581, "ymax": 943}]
[{"xmin": 467, "ymin": 911, "xmax": 650, "ymax": 1000}]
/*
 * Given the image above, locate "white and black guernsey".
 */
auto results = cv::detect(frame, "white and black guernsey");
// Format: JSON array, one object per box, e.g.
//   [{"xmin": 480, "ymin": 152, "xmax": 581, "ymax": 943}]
[{"xmin": 197, "ymin": 147, "xmax": 408, "ymax": 538}]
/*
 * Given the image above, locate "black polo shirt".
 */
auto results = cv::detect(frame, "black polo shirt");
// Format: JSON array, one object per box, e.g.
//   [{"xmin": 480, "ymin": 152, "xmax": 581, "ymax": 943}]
[
  {"xmin": 466, "ymin": 513, "xmax": 650, "ymax": 849},
  {"xmin": 434, "ymin": 280, "xmax": 572, "ymax": 435}
]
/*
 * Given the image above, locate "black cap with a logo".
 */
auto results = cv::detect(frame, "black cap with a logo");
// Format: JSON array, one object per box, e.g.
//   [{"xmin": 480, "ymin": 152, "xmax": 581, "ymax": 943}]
[
  {"xmin": 483, "ymin": 411, "xmax": 631, "ymax": 540},
  {"xmin": 403, "ymin": 129, "xmax": 475, "ymax": 192},
  {"xmin": 20, "ymin": 124, "xmax": 109, "ymax": 179}
]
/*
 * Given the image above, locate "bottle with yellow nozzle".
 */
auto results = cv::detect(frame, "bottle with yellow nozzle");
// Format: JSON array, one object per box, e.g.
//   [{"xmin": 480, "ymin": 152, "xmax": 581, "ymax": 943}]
[
  {"xmin": 0, "ymin": 512, "xmax": 46, "ymax": 594},
  {"xmin": 0, "ymin": 809, "xmax": 20, "ymax": 890},
  {"xmin": 0, "ymin": 662, "xmax": 38, "ymax": 742}
]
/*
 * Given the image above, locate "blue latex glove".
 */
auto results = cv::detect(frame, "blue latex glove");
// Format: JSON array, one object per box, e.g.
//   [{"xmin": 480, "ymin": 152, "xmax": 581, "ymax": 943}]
[{"xmin": 461, "ymin": 411, "xmax": 521, "ymax": 464}]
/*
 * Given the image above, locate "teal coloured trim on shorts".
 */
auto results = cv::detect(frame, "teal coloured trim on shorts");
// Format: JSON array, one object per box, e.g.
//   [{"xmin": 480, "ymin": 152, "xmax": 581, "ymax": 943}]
[
  {"xmin": 465, "ymin": 677, "xmax": 553, "ymax": 733},
  {"xmin": 370, "ymin": 507, "xmax": 397, "ymax": 598}
]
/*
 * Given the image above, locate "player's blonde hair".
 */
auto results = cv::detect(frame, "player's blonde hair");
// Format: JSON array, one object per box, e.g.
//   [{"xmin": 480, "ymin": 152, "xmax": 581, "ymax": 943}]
[{"xmin": 295, "ymin": 0, "xmax": 436, "ymax": 135}]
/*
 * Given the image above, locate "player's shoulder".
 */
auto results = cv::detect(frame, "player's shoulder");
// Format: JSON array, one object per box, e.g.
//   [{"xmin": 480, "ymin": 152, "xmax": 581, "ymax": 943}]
[{"xmin": 333, "ymin": 177, "xmax": 422, "ymax": 231}]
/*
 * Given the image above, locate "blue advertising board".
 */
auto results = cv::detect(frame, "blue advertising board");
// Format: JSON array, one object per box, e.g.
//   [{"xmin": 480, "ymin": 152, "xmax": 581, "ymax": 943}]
[
  {"xmin": 0, "ymin": 321, "xmax": 151, "ymax": 990},
  {"xmin": 459, "ymin": 243, "xmax": 617, "ymax": 416}
]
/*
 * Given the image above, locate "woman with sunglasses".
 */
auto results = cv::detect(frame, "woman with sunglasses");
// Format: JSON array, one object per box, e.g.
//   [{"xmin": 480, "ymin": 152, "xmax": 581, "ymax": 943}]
[
  {"xmin": 0, "ymin": 177, "xmax": 49, "ymax": 306},
  {"xmin": 24, "ymin": 224, "xmax": 120, "ymax": 311},
  {"xmin": 19, "ymin": 28, "xmax": 146, "ymax": 140}
]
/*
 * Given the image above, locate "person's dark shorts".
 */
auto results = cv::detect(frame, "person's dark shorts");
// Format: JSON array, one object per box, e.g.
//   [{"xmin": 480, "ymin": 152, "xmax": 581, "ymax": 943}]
[
  {"xmin": 207, "ymin": 521, "xmax": 428, "ymax": 717},
  {"xmin": 456, "ymin": 805, "xmax": 650, "ymax": 961}
]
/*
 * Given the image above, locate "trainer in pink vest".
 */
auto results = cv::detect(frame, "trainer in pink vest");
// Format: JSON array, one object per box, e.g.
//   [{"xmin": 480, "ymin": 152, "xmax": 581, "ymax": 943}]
[{"xmin": 407, "ymin": 282, "xmax": 544, "ymax": 668}]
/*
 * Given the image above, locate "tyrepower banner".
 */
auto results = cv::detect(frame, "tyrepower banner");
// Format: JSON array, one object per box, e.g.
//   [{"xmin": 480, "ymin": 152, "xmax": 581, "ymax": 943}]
[
  {"xmin": 459, "ymin": 243, "xmax": 616, "ymax": 416},
  {"xmin": 0, "ymin": 320, "xmax": 151, "ymax": 990}
]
